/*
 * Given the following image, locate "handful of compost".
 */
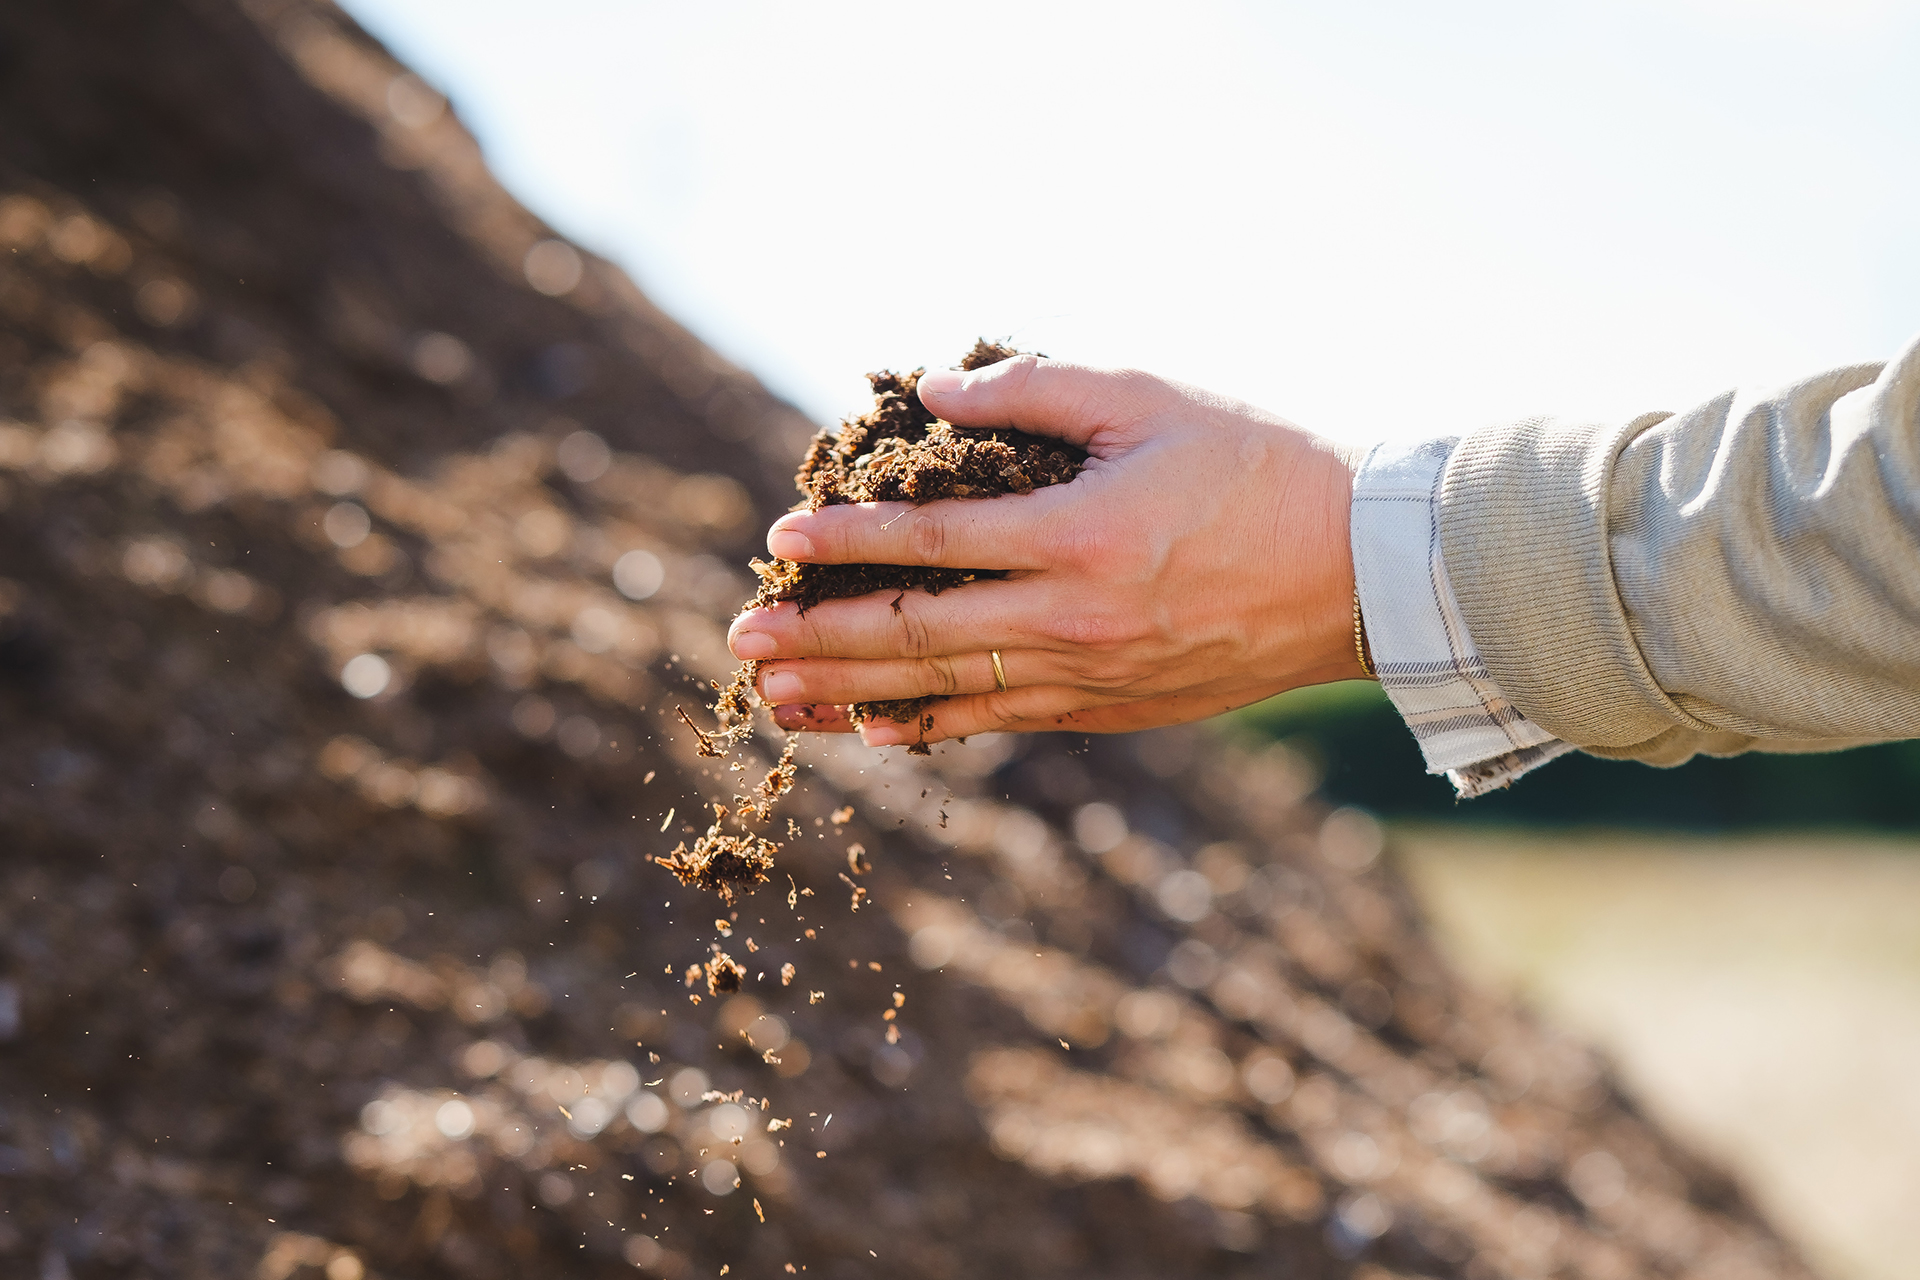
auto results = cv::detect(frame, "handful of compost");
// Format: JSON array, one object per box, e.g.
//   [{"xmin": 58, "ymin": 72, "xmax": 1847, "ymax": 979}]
[
  {"xmin": 709, "ymin": 339, "xmax": 1084, "ymax": 754},
  {"xmin": 658, "ymin": 342, "xmax": 1082, "ymax": 904}
]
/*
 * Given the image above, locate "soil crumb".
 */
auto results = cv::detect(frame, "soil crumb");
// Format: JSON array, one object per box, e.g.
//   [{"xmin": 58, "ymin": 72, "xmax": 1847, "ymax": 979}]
[
  {"xmin": 653, "ymin": 821, "xmax": 778, "ymax": 906},
  {"xmin": 703, "ymin": 950, "xmax": 745, "ymax": 997},
  {"xmin": 653, "ymin": 735, "xmax": 796, "ymax": 903},
  {"xmin": 696, "ymin": 665, "xmax": 762, "ymax": 756},
  {"xmin": 743, "ymin": 735, "xmax": 801, "ymax": 823}
]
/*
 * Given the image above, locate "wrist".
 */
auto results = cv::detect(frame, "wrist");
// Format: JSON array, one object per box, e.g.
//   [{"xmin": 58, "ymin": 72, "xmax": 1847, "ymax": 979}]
[{"xmin": 1285, "ymin": 438, "xmax": 1367, "ymax": 686}]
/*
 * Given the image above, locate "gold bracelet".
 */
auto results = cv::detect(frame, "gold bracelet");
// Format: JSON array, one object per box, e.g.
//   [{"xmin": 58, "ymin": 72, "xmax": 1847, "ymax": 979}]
[{"xmin": 1352, "ymin": 589, "xmax": 1376, "ymax": 680}]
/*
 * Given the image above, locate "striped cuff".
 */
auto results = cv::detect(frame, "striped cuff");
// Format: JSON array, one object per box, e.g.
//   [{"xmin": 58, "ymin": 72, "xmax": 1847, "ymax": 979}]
[{"xmin": 1351, "ymin": 438, "xmax": 1574, "ymax": 798}]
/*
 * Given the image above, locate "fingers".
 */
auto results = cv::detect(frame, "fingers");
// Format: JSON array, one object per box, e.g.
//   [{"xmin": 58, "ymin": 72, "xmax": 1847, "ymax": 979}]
[
  {"xmin": 771, "ymin": 691, "xmax": 1211, "ymax": 744},
  {"xmin": 768, "ymin": 494, "xmax": 1062, "ymax": 570},
  {"xmin": 770, "ymin": 703, "xmax": 854, "ymax": 733},
  {"xmin": 729, "ymin": 580, "xmax": 1057, "ymax": 662},
  {"xmin": 991, "ymin": 694, "xmax": 1228, "ymax": 736},
  {"xmin": 758, "ymin": 649, "xmax": 1049, "ymax": 706},
  {"xmin": 860, "ymin": 686, "xmax": 1102, "ymax": 746},
  {"xmin": 769, "ymin": 694, "xmax": 1187, "ymax": 740},
  {"xmin": 767, "ymin": 693, "xmax": 1056, "ymax": 740},
  {"xmin": 914, "ymin": 355, "xmax": 1167, "ymax": 447}
]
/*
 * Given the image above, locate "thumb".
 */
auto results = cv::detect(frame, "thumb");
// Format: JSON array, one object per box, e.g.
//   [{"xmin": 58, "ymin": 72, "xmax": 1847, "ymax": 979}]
[{"xmin": 915, "ymin": 355, "xmax": 1166, "ymax": 448}]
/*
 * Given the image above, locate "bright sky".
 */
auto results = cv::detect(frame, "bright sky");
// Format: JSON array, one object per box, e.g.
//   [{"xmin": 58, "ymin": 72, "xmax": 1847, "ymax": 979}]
[{"xmin": 341, "ymin": 0, "xmax": 1919, "ymax": 445}]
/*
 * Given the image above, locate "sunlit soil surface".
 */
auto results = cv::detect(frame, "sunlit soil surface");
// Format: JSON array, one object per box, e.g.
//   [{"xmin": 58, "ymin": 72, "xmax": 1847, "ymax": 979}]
[{"xmin": 1397, "ymin": 827, "xmax": 1920, "ymax": 1280}]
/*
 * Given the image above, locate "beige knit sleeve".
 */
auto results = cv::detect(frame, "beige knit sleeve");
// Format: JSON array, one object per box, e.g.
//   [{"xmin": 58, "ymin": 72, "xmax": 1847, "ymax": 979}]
[{"xmin": 1435, "ymin": 333, "xmax": 1920, "ymax": 767}]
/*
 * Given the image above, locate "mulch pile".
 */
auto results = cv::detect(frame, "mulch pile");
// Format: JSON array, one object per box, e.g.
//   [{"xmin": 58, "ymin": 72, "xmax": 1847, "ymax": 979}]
[{"xmin": 0, "ymin": 2, "xmax": 1816, "ymax": 1279}]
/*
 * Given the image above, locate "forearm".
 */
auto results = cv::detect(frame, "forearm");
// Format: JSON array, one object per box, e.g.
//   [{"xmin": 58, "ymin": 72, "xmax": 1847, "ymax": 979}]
[{"xmin": 1436, "ymin": 333, "xmax": 1920, "ymax": 764}]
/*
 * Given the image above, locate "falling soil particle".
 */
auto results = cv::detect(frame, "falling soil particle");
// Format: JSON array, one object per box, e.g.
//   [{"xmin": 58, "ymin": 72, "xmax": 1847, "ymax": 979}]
[
  {"xmin": 652, "ymin": 728, "xmax": 800, "ymax": 904},
  {"xmin": 653, "ymin": 827, "xmax": 778, "ymax": 906},
  {"xmin": 703, "ymin": 951, "xmax": 745, "ymax": 997},
  {"xmin": 742, "ymin": 735, "xmax": 801, "ymax": 822}
]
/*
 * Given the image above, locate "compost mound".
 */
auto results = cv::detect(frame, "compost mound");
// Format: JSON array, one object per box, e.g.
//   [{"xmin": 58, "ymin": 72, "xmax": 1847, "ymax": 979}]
[{"xmin": 0, "ymin": 2, "xmax": 1820, "ymax": 1276}]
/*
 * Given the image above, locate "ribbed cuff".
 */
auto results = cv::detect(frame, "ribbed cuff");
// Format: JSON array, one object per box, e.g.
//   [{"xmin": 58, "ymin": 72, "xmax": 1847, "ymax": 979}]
[
  {"xmin": 1351, "ymin": 437, "xmax": 1566, "ymax": 784},
  {"xmin": 1435, "ymin": 412, "xmax": 1704, "ymax": 749}
]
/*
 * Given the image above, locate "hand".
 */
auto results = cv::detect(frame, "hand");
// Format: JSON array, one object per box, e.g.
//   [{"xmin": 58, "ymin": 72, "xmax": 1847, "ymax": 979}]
[{"xmin": 726, "ymin": 355, "xmax": 1365, "ymax": 747}]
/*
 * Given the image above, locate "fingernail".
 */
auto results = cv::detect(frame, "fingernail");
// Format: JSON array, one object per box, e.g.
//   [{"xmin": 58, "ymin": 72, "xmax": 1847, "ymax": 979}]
[
  {"xmin": 767, "ymin": 528, "xmax": 815, "ymax": 560},
  {"xmin": 916, "ymin": 369, "xmax": 963, "ymax": 399},
  {"xmin": 761, "ymin": 669, "xmax": 802, "ymax": 701},
  {"xmin": 731, "ymin": 630, "xmax": 776, "ymax": 660},
  {"xmin": 861, "ymin": 723, "xmax": 905, "ymax": 746}
]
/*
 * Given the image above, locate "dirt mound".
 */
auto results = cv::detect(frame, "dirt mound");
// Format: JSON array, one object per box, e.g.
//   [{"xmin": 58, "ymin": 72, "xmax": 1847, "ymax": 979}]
[{"xmin": 0, "ymin": 2, "xmax": 1814, "ymax": 1279}]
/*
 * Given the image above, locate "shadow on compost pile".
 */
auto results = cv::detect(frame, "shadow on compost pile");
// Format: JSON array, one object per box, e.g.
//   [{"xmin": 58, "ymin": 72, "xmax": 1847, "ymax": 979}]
[{"xmin": 0, "ymin": 1, "xmax": 1816, "ymax": 1278}]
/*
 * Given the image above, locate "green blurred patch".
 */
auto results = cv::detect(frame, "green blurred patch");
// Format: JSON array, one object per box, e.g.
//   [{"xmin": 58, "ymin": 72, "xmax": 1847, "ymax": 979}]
[{"xmin": 1233, "ymin": 681, "xmax": 1920, "ymax": 830}]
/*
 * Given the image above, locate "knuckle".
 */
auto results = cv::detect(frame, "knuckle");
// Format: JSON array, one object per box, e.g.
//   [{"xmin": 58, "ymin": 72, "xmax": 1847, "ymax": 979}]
[
  {"xmin": 796, "ymin": 610, "xmax": 833, "ymax": 656},
  {"xmin": 807, "ymin": 517, "xmax": 845, "ymax": 561},
  {"xmin": 962, "ymin": 693, "xmax": 1017, "ymax": 734},
  {"xmin": 1079, "ymin": 655, "xmax": 1134, "ymax": 689},
  {"xmin": 1053, "ymin": 517, "xmax": 1144, "ymax": 578},
  {"xmin": 924, "ymin": 655, "xmax": 961, "ymax": 696},
  {"xmin": 1052, "ymin": 610, "xmax": 1128, "ymax": 650},
  {"xmin": 905, "ymin": 512, "xmax": 946, "ymax": 565},
  {"xmin": 895, "ymin": 603, "xmax": 934, "ymax": 659},
  {"xmin": 1004, "ymin": 355, "xmax": 1041, "ymax": 403},
  {"xmin": 1049, "ymin": 517, "xmax": 1107, "ymax": 570},
  {"xmin": 985, "ymin": 353, "xmax": 1041, "ymax": 394},
  {"xmin": 982, "ymin": 692, "xmax": 1027, "ymax": 729}
]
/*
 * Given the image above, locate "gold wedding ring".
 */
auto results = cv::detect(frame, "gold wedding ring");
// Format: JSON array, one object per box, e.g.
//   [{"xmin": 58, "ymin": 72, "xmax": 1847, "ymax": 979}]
[{"xmin": 990, "ymin": 649, "xmax": 1008, "ymax": 694}]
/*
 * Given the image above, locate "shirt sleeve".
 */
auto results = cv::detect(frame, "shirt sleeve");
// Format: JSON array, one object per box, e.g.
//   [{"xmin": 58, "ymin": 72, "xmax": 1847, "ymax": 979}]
[
  {"xmin": 1350, "ymin": 436, "xmax": 1575, "ymax": 798},
  {"xmin": 1437, "ymin": 334, "xmax": 1920, "ymax": 765}
]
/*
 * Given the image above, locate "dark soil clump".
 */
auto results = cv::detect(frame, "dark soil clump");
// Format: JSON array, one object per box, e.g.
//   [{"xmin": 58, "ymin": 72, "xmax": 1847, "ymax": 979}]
[
  {"xmin": 653, "ymin": 731, "xmax": 797, "ymax": 902},
  {"xmin": 653, "ymin": 820, "xmax": 778, "ymax": 905},
  {"xmin": 701, "ymin": 950, "xmax": 745, "ymax": 997},
  {"xmin": 754, "ymin": 340, "xmax": 1083, "ymax": 616}
]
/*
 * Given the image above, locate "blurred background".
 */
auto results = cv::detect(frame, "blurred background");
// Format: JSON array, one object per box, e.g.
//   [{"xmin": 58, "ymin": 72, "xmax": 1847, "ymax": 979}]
[{"xmin": 340, "ymin": 4, "xmax": 1920, "ymax": 1278}]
